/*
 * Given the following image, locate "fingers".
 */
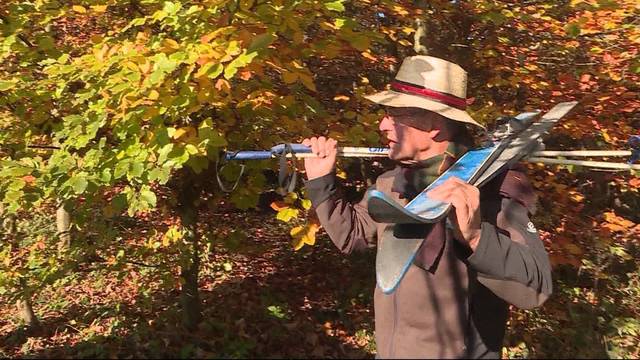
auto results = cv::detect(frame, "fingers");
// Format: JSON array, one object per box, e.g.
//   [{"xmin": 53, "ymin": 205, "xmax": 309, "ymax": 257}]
[
  {"xmin": 429, "ymin": 185, "xmax": 473, "ymax": 224},
  {"xmin": 301, "ymin": 136, "xmax": 337, "ymax": 158},
  {"xmin": 326, "ymin": 138, "xmax": 337, "ymax": 158},
  {"xmin": 428, "ymin": 177, "xmax": 479, "ymax": 223}
]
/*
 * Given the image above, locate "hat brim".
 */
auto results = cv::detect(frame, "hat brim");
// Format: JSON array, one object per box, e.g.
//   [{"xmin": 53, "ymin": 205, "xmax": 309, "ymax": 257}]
[{"xmin": 364, "ymin": 90, "xmax": 485, "ymax": 129}]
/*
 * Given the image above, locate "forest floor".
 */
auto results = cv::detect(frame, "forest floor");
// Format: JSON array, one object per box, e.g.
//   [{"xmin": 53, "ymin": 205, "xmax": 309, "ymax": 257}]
[
  {"xmin": 0, "ymin": 204, "xmax": 635, "ymax": 359},
  {"xmin": 0, "ymin": 209, "xmax": 377, "ymax": 359}
]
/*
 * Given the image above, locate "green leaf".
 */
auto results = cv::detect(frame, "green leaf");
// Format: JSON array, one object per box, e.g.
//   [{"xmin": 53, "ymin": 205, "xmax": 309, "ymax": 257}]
[
  {"xmin": 0, "ymin": 80, "xmax": 16, "ymax": 91},
  {"xmin": 247, "ymin": 33, "xmax": 277, "ymax": 53},
  {"xmin": 162, "ymin": 1, "xmax": 182, "ymax": 15},
  {"xmin": 565, "ymin": 22, "xmax": 581, "ymax": 37},
  {"xmin": 224, "ymin": 50, "xmax": 259, "ymax": 79},
  {"xmin": 325, "ymin": 0, "xmax": 345, "ymax": 12},
  {"xmin": 129, "ymin": 162, "xmax": 145, "ymax": 178},
  {"xmin": 69, "ymin": 176, "xmax": 88, "ymax": 194},
  {"xmin": 114, "ymin": 161, "xmax": 130, "ymax": 179},
  {"xmin": 140, "ymin": 188, "xmax": 157, "ymax": 208},
  {"xmin": 158, "ymin": 143, "xmax": 174, "ymax": 164}
]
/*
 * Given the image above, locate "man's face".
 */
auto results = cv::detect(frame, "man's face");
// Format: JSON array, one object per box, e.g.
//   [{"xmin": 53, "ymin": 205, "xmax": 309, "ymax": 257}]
[{"xmin": 378, "ymin": 107, "xmax": 445, "ymax": 161}]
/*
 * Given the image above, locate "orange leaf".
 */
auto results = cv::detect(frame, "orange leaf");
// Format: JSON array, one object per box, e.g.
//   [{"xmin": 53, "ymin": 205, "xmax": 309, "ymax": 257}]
[
  {"xmin": 239, "ymin": 70, "xmax": 252, "ymax": 80},
  {"xmin": 361, "ymin": 51, "xmax": 377, "ymax": 61},
  {"xmin": 603, "ymin": 53, "xmax": 615, "ymax": 64},
  {"xmin": 215, "ymin": 79, "xmax": 230, "ymax": 91},
  {"xmin": 270, "ymin": 201, "xmax": 288, "ymax": 211},
  {"xmin": 22, "ymin": 175, "xmax": 36, "ymax": 184},
  {"xmin": 333, "ymin": 95, "xmax": 350, "ymax": 102}
]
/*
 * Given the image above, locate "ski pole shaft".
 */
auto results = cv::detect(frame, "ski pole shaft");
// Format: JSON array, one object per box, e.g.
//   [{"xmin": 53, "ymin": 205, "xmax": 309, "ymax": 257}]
[
  {"xmin": 533, "ymin": 150, "xmax": 631, "ymax": 157},
  {"xmin": 224, "ymin": 146, "xmax": 389, "ymax": 160},
  {"xmin": 225, "ymin": 146, "xmax": 634, "ymax": 161},
  {"xmin": 527, "ymin": 157, "xmax": 640, "ymax": 170}
]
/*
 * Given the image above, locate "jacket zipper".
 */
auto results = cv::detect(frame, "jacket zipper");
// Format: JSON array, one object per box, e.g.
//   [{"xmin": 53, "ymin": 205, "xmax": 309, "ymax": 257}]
[{"xmin": 388, "ymin": 290, "xmax": 398, "ymax": 357}]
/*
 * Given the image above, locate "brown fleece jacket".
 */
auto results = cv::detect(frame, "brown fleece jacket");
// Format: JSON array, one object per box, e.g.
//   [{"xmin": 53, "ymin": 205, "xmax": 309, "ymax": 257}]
[{"xmin": 305, "ymin": 166, "xmax": 552, "ymax": 359}]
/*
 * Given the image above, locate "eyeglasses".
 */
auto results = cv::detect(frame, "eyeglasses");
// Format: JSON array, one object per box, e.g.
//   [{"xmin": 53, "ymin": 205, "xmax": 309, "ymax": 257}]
[
  {"xmin": 385, "ymin": 107, "xmax": 430, "ymax": 119},
  {"xmin": 382, "ymin": 107, "xmax": 437, "ymax": 131}
]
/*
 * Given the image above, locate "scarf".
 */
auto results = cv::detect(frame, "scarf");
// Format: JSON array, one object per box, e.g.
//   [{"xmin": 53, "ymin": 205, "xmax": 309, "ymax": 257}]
[{"xmin": 391, "ymin": 142, "xmax": 468, "ymax": 198}]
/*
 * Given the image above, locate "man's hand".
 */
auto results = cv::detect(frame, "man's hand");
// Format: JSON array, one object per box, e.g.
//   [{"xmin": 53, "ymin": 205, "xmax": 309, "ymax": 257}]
[
  {"xmin": 427, "ymin": 177, "xmax": 482, "ymax": 250},
  {"xmin": 301, "ymin": 136, "xmax": 338, "ymax": 180}
]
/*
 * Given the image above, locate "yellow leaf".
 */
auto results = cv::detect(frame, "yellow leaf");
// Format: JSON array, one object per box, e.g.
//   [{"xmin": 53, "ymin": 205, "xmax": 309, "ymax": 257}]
[
  {"xmin": 148, "ymin": 89, "xmax": 160, "ymax": 100},
  {"xmin": 401, "ymin": 27, "xmax": 415, "ymax": 35},
  {"xmin": 569, "ymin": 191, "xmax": 584, "ymax": 203},
  {"xmin": 185, "ymin": 144, "xmax": 199, "ymax": 155},
  {"xmin": 172, "ymin": 127, "xmax": 196, "ymax": 140},
  {"xmin": 392, "ymin": 5, "xmax": 409, "ymax": 16},
  {"xmin": 73, "ymin": 5, "xmax": 87, "ymax": 13},
  {"xmin": 91, "ymin": 5, "xmax": 107, "ymax": 12},
  {"xmin": 282, "ymin": 71, "xmax": 298, "ymax": 84},
  {"xmin": 161, "ymin": 38, "xmax": 180, "ymax": 53},
  {"xmin": 291, "ymin": 222, "xmax": 320, "ymax": 251},
  {"xmin": 298, "ymin": 73, "xmax": 316, "ymax": 92},
  {"xmin": 239, "ymin": 0, "xmax": 255, "ymax": 11},
  {"xmin": 284, "ymin": 192, "xmax": 298, "ymax": 204},
  {"xmin": 139, "ymin": 60, "xmax": 152, "ymax": 74},
  {"xmin": 301, "ymin": 199, "xmax": 312, "ymax": 210},
  {"xmin": 123, "ymin": 61, "xmax": 139, "ymax": 72},
  {"xmin": 277, "ymin": 207, "xmax": 299, "ymax": 222}
]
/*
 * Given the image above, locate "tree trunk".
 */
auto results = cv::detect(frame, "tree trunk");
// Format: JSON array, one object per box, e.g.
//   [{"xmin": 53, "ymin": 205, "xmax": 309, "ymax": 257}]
[
  {"xmin": 16, "ymin": 299, "xmax": 38, "ymax": 327},
  {"xmin": 177, "ymin": 170, "xmax": 203, "ymax": 331},
  {"xmin": 16, "ymin": 278, "xmax": 40, "ymax": 330},
  {"xmin": 56, "ymin": 203, "xmax": 71, "ymax": 253},
  {"xmin": 413, "ymin": 18, "xmax": 429, "ymax": 55}
]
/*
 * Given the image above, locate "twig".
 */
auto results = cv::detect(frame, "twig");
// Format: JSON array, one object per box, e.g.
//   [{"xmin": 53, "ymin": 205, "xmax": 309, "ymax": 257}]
[
  {"xmin": 0, "ymin": 14, "xmax": 35, "ymax": 48},
  {"xmin": 125, "ymin": 260, "xmax": 162, "ymax": 268}
]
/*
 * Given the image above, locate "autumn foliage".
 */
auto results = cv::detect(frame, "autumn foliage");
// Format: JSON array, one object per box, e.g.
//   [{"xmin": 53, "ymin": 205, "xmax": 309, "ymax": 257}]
[{"xmin": 0, "ymin": 0, "xmax": 638, "ymax": 358}]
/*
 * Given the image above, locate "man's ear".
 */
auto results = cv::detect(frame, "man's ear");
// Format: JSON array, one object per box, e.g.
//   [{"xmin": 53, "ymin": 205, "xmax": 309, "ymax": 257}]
[
  {"xmin": 429, "ymin": 128, "xmax": 443, "ymax": 141},
  {"xmin": 430, "ymin": 117, "xmax": 455, "ymax": 142}
]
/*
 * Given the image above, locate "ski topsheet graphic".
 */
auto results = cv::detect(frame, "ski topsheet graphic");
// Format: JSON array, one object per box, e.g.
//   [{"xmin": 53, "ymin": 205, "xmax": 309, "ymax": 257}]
[{"xmin": 371, "ymin": 101, "xmax": 578, "ymax": 294}]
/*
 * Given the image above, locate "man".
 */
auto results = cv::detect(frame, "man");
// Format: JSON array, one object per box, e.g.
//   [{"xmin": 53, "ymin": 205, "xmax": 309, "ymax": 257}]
[{"xmin": 301, "ymin": 56, "xmax": 552, "ymax": 359}]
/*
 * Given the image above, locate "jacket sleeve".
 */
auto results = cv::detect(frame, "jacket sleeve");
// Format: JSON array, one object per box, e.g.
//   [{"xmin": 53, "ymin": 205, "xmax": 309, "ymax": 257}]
[
  {"xmin": 467, "ymin": 175, "xmax": 553, "ymax": 309},
  {"xmin": 304, "ymin": 173, "xmax": 377, "ymax": 254}
]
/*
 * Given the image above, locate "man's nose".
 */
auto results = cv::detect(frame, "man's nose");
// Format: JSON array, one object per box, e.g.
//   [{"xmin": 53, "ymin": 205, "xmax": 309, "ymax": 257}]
[{"xmin": 379, "ymin": 115, "xmax": 393, "ymax": 132}]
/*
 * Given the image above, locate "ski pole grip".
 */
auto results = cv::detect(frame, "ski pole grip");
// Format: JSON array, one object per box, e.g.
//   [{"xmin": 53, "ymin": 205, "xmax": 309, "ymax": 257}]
[
  {"xmin": 225, "ymin": 151, "xmax": 273, "ymax": 160},
  {"xmin": 271, "ymin": 143, "xmax": 312, "ymax": 154}
]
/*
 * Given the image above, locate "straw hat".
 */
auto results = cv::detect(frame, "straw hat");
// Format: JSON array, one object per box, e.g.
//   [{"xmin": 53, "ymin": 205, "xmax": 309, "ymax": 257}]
[{"xmin": 365, "ymin": 55, "xmax": 484, "ymax": 129}]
